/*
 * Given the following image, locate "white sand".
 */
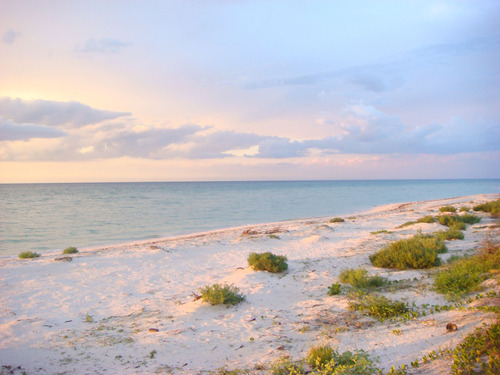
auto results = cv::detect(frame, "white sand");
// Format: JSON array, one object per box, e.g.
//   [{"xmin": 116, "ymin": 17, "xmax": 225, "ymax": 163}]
[{"xmin": 0, "ymin": 194, "xmax": 499, "ymax": 374}]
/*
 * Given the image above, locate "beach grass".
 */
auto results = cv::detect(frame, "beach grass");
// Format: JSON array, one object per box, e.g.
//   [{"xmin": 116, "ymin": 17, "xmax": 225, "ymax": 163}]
[
  {"xmin": 370, "ymin": 233, "xmax": 446, "ymax": 269},
  {"xmin": 63, "ymin": 246, "xmax": 78, "ymax": 254},
  {"xmin": 339, "ymin": 267, "xmax": 386, "ymax": 289},
  {"xmin": 348, "ymin": 294, "xmax": 410, "ymax": 321},
  {"xmin": 439, "ymin": 205, "xmax": 457, "ymax": 213},
  {"xmin": 18, "ymin": 251, "xmax": 41, "ymax": 259},
  {"xmin": 473, "ymin": 198, "xmax": 500, "ymax": 217},
  {"xmin": 329, "ymin": 217, "xmax": 345, "ymax": 223},
  {"xmin": 247, "ymin": 252, "xmax": 288, "ymax": 273},
  {"xmin": 199, "ymin": 283, "xmax": 245, "ymax": 305}
]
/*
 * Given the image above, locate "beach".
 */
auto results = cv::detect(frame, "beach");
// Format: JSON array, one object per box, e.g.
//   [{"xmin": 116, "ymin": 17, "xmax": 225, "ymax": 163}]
[{"xmin": 0, "ymin": 194, "xmax": 499, "ymax": 374}]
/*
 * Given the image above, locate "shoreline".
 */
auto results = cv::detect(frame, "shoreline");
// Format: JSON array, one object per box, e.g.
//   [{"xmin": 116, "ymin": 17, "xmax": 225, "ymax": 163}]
[{"xmin": 0, "ymin": 193, "xmax": 499, "ymax": 374}]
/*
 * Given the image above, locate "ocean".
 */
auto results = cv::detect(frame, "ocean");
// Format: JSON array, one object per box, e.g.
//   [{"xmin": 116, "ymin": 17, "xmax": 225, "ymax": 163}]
[{"xmin": 1, "ymin": 179, "xmax": 499, "ymax": 257}]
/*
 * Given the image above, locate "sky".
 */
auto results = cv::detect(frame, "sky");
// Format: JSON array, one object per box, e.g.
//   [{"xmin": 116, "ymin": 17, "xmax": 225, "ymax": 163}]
[{"xmin": 0, "ymin": 0, "xmax": 499, "ymax": 183}]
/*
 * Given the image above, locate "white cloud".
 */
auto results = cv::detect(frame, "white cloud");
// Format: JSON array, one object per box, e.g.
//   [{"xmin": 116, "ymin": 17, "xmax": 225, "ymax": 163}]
[
  {"xmin": 76, "ymin": 38, "xmax": 131, "ymax": 54},
  {"xmin": 0, "ymin": 97, "xmax": 131, "ymax": 128},
  {"xmin": 0, "ymin": 117, "xmax": 66, "ymax": 141}
]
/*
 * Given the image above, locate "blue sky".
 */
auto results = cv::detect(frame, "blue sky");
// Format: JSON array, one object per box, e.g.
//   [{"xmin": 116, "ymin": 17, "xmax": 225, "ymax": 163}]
[{"xmin": 1, "ymin": 0, "xmax": 499, "ymax": 182}]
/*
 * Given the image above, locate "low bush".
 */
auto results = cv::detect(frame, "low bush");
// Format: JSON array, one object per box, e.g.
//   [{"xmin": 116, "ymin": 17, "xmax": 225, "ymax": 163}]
[
  {"xmin": 435, "ymin": 224, "xmax": 464, "ymax": 241},
  {"xmin": 440, "ymin": 205, "xmax": 457, "ymax": 213},
  {"xmin": 459, "ymin": 206, "xmax": 469, "ymax": 212},
  {"xmin": 329, "ymin": 217, "xmax": 345, "ymax": 223},
  {"xmin": 199, "ymin": 283, "xmax": 245, "ymax": 305},
  {"xmin": 370, "ymin": 233, "xmax": 446, "ymax": 269},
  {"xmin": 63, "ymin": 246, "xmax": 78, "ymax": 254},
  {"xmin": 247, "ymin": 252, "xmax": 288, "ymax": 273},
  {"xmin": 339, "ymin": 267, "xmax": 386, "ymax": 289},
  {"xmin": 437, "ymin": 214, "xmax": 480, "ymax": 228},
  {"xmin": 473, "ymin": 198, "xmax": 500, "ymax": 217},
  {"xmin": 434, "ymin": 239, "xmax": 500, "ymax": 300},
  {"xmin": 307, "ymin": 345, "xmax": 334, "ymax": 369},
  {"xmin": 18, "ymin": 251, "xmax": 40, "ymax": 259},
  {"xmin": 451, "ymin": 321, "xmax": 500, "ymax": 374},
  {"xmin": 327, "ymin": 282, "xmax": 342, "ymax": 296},
  {"xmin": 269, "ymin": 357, "xmax": 304, "ymax": 375},
  {"xmin": 348, "ymin": 294, "xmax": 410, "ymax": 321},
  {"xmin": 310, "ymin": 349, "xmax": 380, "ymax": 375},
  {"xmin": 398, "ymin": 215, "xmax": 436, "ymax": 228}
]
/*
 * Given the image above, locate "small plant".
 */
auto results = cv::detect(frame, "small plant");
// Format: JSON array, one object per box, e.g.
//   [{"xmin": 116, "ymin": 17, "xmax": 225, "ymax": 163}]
[
  {"xmin": 269, "ymin": 357, "xmax": 304, "ymax": 375},
  {"xmin": 149, "ymin": 350, "xmax": 156, "ymax": 359},
  {"xmin": 85, "ymin": 313, "xmax": 94, "ymax": 323},
  {"xmin": 339, "ymin": 267, "xmax": 386, "ymax": 289},
  {"xmin": 327, "ymin": 282, "xmax": 342, "ymax": 296},
  {"xmin": 18, "ymin": 251, "xmax": 40, "ymax": 259},
  {"xmin": 247, "ymin": 252, "xmax": 288, "ymax": 273},
  {"xmin": 269, "ymin": 234, "xmax": 280, "ymax": 240},
  {"xmin": 459, "ymin": 206, "xmax": 469, "ymax": 212},
  {"xmin": 440, "ymin": 205, "xmax": 457, "ymax": 213},
  {"xmin": 435, "ymin": 224, "xmax": 464, "ymax": 241},
  {"xmin": 348, "ymin": 294, "xmax": 410, "ymax": 321},
  {"xmin": 451, "ymin": 321, "xmax": 500, "ymax": 374},
  {"xmin": 199, "ymin": 283, "xmax": 245, "ymax": 305},
  {"xmin": 63, "ymin": 246, "xmax": 78, "ymax": 254},
  {"xmin": 473, "ymin": 198, "xmax": 500, "ymax": 217},
  {"xmin": 370, "ymin": 233, "xmax": 446, "ymax": 269},
  {"xmin": 371, "ymin": 229, "xmax": 389, "ymax": 235},
  {"xmin": 306, "ymin": 345, "xmax": 334, "ymax": 369},
  {"xmin": 329, "ymin": 217, "xmax": 345, "ymax": 223}
]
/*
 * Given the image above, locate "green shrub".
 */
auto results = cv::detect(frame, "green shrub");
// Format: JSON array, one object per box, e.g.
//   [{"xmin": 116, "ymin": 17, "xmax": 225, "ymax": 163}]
[
  {"xmin": 199, "ymin": 283, "xmax": 245, "ymax": 305},
  {"xmin": 437, "ymin": 214, "xmax": 480, "ymax": 228},
  {"xmin": 459, "ymin": 206, "xmax": 469, "ymax": 212},
  {"xmin": 310, "ymin": 349, "xmax": 380, "ymax": 375},
  {"xmin": 327, "ymin": 283, "xmax": 342, "ymax": 296},
  {"xmin": 451, "ymin": 321, "xmax": 500, "ymax": 374},
  {"xmin": 247, "ymin": 252, "xmax": 288, "ymax": 273},
  {"xmin": 435, "ymin": 224, "xmax": 464, "ymax": 241},
  {"xmin": 269, "ymin": 357, "xmax": 304, "ymax": 375},
  {"xmin": 307, "ymin": 345, "xmax": 334, "ymax": 369},
  {"xmin": 417, "ymin": 215, "xmax": 436, "ymax": 223},
  {"xmin": 63, "ymin": 246, "xmax": 78, "ymax": 254},
  {"xmin": 348, "ymin": 294, "xmax": 410, "ymax": 321},
  {"xmin": 434, "ymin": 242, "xmax": 500, "ymax": 300},
  {"xmin": 18, "ymin": 251, "xmax": 41, "ymax": 259},
  {"xmin": 339, "ymin": 268, "xmax": 386, "ymax": 289},
  {"xmin": 329, "ymin": 217, "xmax": 345, "ymax": 223},
  {"xmin": 369, "ymin": 233, "xmax": 446, "ymax": 269},
  {"xmin": 440, "ymin": 205, "xmax": 457, "ymax": 213},
  {"xmin": 473, "ymin": 198, "xmax": 500, "ymax": 217},
  {"xmin": 458, "ymin": 213, "xmax": 481, "ymax": 224}
]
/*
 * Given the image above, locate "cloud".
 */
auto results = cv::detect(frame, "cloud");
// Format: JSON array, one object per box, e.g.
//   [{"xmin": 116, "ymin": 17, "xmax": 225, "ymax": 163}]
[
  {"xmin": 308, "ymin": 104, "xmax": 500, "ymax": 155},
  {"xmin": 0, "ymin": 97, "xmax": 131, "ymax": 128},
  {"xmin": 76, "ymin": 38, "xmax": 131, "ymax": 54},
  {"xmin": 2, "ymin": 30, "xmax": 22, "ymax": 44},
  {"xmin": 0, "ymin": 117, "xmax": 66, "ymax": 141}
]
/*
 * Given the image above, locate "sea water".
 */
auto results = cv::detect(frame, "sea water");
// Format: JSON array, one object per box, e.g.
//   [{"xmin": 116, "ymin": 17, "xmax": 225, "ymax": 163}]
[{"xmin": 1, "ymin": 179, "xmax": 499, "ymax": 257}]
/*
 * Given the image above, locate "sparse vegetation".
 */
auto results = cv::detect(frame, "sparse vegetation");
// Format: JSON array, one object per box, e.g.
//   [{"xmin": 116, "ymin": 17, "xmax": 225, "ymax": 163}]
[
  {"xmin": 339, "ymin": 267, "xmax": 386, "ymax": 289},
  {"xmin": 434, "ymin": 238, "xmax": 500, "ymax": 300},
  {"xmin": 327, "ymin": 282, "xmax": 342, "ymax": 296},
  {"xmin": 199, "ymin": 283, "xmax": 245, "ymax": 305},
  {"xmin": 348, "ymin": 294, "xmax": 410, "ymax": 321},
  {"xmin": 18, "ymin": 251, "xmax": 40, "ymax": 259},
  {"xmin": 437, "ymin": 214, "xmax": 480, "ymax": 228},
  {"xmin": 434, "ymin": 224, "xmax": 465, "ymax": 241},
  {"xmin": 370, "ymin": 233, "xmax": 446, "ymax": 269},
  {"xmin": 307, "ymin": 346, "xmax": 379, "ymax": 374},
  {"xmin": 307, "ymin": 345, "xmax": 334, "ymax": 369},
  {"xmin": 63, "ymin": 246, "xmax": 78, "ymax": 254},
  {"xmin": 440, "ymin": 205, "xmax": 457, "ymax": 213},
  {"xmin": 269, "ymin": 357, "xmax": 304, "ymax": 375},
  {"xmin": 247, "ymin": 252, "xmax": 288, "ymax": 273},
  {"xmin": 451, "ymin": 320, "xmax": 500, "ymax": 374},
  {"xmin": 329, "ymin": 217, "xmax": 345, "ymax": 223},
  {"xmin": 473, "ymin": 198, "xmax": 500, "ymax": 217},
  {"xmin": 399, "ymin": 215, "xmax": 436, "ymax": 228}
]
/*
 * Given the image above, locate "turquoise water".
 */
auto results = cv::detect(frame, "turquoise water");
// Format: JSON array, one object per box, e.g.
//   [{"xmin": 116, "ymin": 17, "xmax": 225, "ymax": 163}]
[{"xmin": 1, "ymin": 179, "xmax": 499, "ymax": 257}]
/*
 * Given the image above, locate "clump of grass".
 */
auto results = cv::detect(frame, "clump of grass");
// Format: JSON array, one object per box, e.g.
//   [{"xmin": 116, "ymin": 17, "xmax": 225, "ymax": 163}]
[
  {"xmin": 348, "ymin": 294, "xmax": 410, "ymax": 321},
  {"xmin": 247, "ymin": 252, "xmax": 288, "ymax": 273},
  {"xmin": 18, "ymin": 251, "xmax": 40, "ymax": 259},
  {"xmin": 329, "ymin": 217, "xmax": 345, "ymax": 223},
  {"xmin": 398, "ymin": 215, "xmax": 436, "ymax": 228},
  {"xmin": 451, "ymin": 320, "xmax": 500, "ymax": 374},
  {"xmin": 370, "ymin": 233, "xmax": 446, "ymax": 269},
  {"xmin": 440, "ymin": 205, "xmax": 457, "ymax": 213},
  {"xmin": 460, "ymin": 206, "xmax": 469, "ymax": 212},
  {"xmin": 473, "ymin": 198, "xmax": 500, "ymax": 217},
  {"xmin": 371, "ymin": 229, "xmax": 389, "ymax": 235},
  {"xmin": 434, "ymin": 224, "xmax": 465, "ymax": 241},
  {"xmin": 269, "ymin": 357, "xmax": 304, "ymax": 375},
  {"xmin": 199, "ymin": 283, "xmax": 245, "ymax": 305},
  {"xmin": 327, "ymin": 282, "xmax": 341, "ymax": 296},
  {"xmin": 306, "ymin": 346, "xmax": 380, "ymax": 374},
  {"xmin": 63, "ymin": 246, "xmax": 78, "ymax": 254},
  {"xmin": 339, "ymin": 267, "xmax": 386, "ymax": 289},
  {"xmin": 437, "ymin": 214, "xmax": 480, "ymax": 228},
  {"xmin": 434, "ymin": 238, "xmax": 500, "ymax": 300},
  {"xmin": 307, "ymin": 345, "xmax": 334, "ymax": 369}
]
